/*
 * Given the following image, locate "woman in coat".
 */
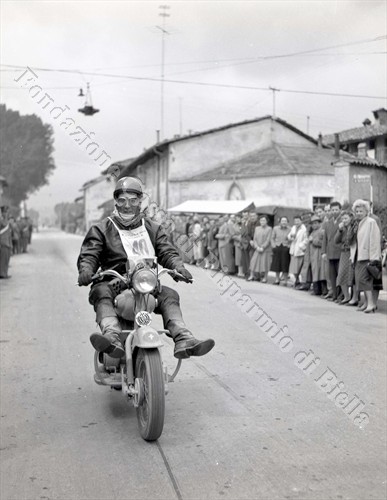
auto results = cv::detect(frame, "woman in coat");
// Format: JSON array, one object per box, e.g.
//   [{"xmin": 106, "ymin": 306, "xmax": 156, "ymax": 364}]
[
  {"xmin": 270, "ymin": 216, "xmax": 291, "ymax": 285},
  {"xmin": 309, "ymin": 215, "xmax": 327, "ymax": 296},
  {"xmin": 215, "ymin": 215, "xmax": 236, "ymax": 274},
  {"xmin": 207, "ymin": 218, "xmax": 220, "ymax": 270},
  {"xmin": 288, "ymin": 216, "xmax": 308, "ymax": 287},
  {"xmin": 350, "ymin": 199, "xmax": 381, "ymax": 313},
  {"xmin": 248, "ymin": 215, "xmax": 272, "ymax": 282},
  {"xmin": 334, "ymin": 210, "xmax": 355, "ymax": 304},
  {"xmin": 231, "ymin": 215, "xmax": 245, "ymax": 277}
]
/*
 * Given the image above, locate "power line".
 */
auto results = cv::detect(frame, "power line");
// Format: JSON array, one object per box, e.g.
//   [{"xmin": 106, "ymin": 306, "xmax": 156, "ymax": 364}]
[
  {"xmin": 166, "ymin": 52, "xmax": 387, "ymax": 77},
  {"xmin": 1, "ymin": 65, "xmax": 385, "ymax": 99},
  {"xmin": 85, "ymin": 51, "xmax": 385, "ymax": 73},
  {"xmin": 2, "ymin": 35, "xmax": 385, "ymax": 77},
  {"xmin": 62, "ymin": 34, "xmax": 387, "ymax": 72}
]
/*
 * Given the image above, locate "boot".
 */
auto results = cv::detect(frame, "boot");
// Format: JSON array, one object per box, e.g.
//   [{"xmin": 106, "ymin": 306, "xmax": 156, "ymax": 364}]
[
  {"xmin": 167, "ymin": 320, "xmax": 215, "ymax": 359},
  {"xmin": 90, "ymin": 316, "xmax": 125, "ymax": 359}
]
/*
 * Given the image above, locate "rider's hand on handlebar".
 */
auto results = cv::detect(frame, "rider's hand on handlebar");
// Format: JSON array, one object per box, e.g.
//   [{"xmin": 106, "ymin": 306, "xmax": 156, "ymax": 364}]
[
  {"xmin": 78, "ymin": 268, "xmax": 94, "ymax": 286},
  {"xmin": 173, "ymin": 267, "xmax": 193, "ymax": 284}
]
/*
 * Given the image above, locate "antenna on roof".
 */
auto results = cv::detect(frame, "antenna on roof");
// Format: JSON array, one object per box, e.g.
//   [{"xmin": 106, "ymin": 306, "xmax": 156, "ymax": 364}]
[{"xmin": 269, "ymin": 86, "xmax": 279, "ymax": 118}]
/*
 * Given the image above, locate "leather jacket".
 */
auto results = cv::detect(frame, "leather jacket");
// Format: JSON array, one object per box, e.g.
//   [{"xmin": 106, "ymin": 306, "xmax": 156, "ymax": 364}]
[{"xmin": 77, "ymin": 215, "xmax": 184, "ymax": 275}]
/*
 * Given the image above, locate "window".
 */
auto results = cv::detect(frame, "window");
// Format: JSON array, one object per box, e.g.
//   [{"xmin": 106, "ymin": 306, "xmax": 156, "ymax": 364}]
[
  {"xmin": 368, "ymin": 139, "xmax": 376, "ymax": 159},
  {"xmin": 313, "ymin": 196, "xmax": 332, "ymax": 211}
]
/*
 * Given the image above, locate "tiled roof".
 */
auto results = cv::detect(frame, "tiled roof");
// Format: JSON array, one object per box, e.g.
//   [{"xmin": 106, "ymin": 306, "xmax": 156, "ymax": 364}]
[
  {"xmin": 119, "ymin": 116, "xmax": 318, "ymax": 178},
  {"xmin": 322, "ymin": 123, "xmax": 387, "ymax": 145},
  {"xmin": 173, "ymin": 143, "xmax": 334, "ymax": 182},
  {"xmin": 334, "ymin": 150, "xmax": 385, "ymax": 168}
]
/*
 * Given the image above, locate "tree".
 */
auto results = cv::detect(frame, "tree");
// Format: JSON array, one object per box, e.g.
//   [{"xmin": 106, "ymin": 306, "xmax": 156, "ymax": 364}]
[
  {"xmin": 0, "ymin": 104, "xmax": 56, "ymax": 206},
  {"xmin": 27, "ymin": 208, "xmax": 40, "ymax": 227},
  {"xmin": 54, "ymin": 202, "xmax": 84, "ymax": 233}
]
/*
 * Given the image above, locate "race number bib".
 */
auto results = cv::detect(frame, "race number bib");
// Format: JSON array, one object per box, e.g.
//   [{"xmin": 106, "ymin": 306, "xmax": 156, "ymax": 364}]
[{"xmin": 109, "ymin": 218, "xmax": 155, "ymax": 261}]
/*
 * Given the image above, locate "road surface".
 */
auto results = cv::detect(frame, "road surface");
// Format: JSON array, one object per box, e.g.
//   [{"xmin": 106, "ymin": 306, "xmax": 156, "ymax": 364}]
[{"xmin": 1, "ymin": 231, "xmax": 386, "ymax": 500}]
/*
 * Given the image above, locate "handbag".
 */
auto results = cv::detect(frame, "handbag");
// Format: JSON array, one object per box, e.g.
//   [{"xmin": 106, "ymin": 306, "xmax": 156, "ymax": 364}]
[{"xmin": 367, "ymin": 260, "xmax": 382, "ymax": 280}]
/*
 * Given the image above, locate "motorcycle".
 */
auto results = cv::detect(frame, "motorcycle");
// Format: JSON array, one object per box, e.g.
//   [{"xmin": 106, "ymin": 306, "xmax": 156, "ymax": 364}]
[{"xmin": 91, "ymin": 258, "xmax": 190, "ymax": 442}]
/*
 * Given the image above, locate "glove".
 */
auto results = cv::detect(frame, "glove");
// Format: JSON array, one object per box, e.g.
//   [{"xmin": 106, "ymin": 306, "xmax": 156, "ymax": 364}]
[
  {"xmin": 78, "ymin": 268, "xmax": 94, "ymax": 286},
  {"xmin": 173, "ymin": 267, "xmax": 193, "ymax": 283}
]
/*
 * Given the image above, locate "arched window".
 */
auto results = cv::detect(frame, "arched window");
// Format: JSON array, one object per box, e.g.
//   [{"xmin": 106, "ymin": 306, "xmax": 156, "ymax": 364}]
[{"xmin": 227, "ymin": 181, "xmax": 245, "ymax": 200}]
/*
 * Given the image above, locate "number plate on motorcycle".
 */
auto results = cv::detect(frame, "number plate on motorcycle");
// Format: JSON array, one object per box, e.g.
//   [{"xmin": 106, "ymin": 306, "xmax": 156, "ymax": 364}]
[{"xmin": 135, "ymin": 311, "xmax": 152, "ymax": 327}]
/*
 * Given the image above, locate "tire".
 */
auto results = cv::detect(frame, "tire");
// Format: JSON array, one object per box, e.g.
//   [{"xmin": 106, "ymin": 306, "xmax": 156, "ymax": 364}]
[{"xmin": 135, "ymin": 348, "xmax": 165, "ymax": 441}]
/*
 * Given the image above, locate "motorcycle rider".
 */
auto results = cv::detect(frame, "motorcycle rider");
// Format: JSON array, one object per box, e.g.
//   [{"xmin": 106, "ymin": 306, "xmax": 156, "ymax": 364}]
[{"xmin": 77, "ymin": 177, "xmax": 215, "ymax": 360}]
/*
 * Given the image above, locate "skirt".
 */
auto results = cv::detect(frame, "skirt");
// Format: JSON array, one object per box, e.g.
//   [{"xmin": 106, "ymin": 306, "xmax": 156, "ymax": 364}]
[
  {"xmin": 219, "ymin": 244, "xmax": 236, "ymax": 274},
  {"xmin": 337, "ymin": 251, "xmax": 354, "ymax": 287},
  {"xmin": 270, "ymin": 245, "xmax": 290, "ymax": 273},
  {"xmin": 250, "ymin": 249, "xmax": 272, "ymax": 273},
  {"xmin": 289, "ymin": 255, "xmax": 304, "ymax": 275},
  {"xmin": 355, "ymin": 260, "xmax": 373, "ymax": 292}
]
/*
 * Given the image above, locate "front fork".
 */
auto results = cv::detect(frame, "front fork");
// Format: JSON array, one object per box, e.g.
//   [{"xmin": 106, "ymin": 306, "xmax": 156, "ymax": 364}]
[
  {"xmin": 94, "ymin": 329, "xmax": 183, "ymax": 394},
  {"xmin": 122, "ymin": 329, "xmax": 182, "ymax": 398}
]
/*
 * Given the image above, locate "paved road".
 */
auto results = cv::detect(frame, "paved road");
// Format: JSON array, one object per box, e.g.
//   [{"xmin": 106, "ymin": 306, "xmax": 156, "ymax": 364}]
[{"xmin": 1, "ymin": 231, "xmax": 386, "ymax": 500}]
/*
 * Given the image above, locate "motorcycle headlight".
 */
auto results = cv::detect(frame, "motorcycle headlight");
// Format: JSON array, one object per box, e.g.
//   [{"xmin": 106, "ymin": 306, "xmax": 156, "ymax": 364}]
[{"xmin": 132, "ymin": 268, "xmax": 157, "ymax": 294}]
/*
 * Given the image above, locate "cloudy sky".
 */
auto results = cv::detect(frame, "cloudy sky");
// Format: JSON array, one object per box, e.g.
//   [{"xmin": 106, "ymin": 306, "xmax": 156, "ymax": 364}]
[{"xmin": 1, "ymin": 0, "xmax": 386, "ymax": 216}]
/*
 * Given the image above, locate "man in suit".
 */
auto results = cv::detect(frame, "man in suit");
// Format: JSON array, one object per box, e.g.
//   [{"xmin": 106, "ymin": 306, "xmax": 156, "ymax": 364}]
[{"xmin": 322, "ymin": 201, "xmax": 342, "ymax": 301}]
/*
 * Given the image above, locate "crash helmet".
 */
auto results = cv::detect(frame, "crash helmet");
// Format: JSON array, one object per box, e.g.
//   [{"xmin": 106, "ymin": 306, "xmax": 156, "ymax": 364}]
[{"xmin": 114, "ymin": 177, "xmax": 143, "ymax": 199}]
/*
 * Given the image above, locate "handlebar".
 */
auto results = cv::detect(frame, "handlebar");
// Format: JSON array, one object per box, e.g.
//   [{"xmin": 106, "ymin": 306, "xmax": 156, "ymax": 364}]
[
  {"xmin": 91, "ymin": 270, "xmax": 128, "ymax": 284},
  {"xmin": 77, "ymin": 267, "xmax": 193, "ymax": 286},
  {"xmin": 161, "ymin": 268, "xmax": 194, "ymax": 284}
]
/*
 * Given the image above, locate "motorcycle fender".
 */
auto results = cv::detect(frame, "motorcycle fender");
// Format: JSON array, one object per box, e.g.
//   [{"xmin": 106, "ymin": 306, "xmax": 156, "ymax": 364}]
[{"xmin": 132, "ymin": 326, "xmax": 163, "ymax": 349}]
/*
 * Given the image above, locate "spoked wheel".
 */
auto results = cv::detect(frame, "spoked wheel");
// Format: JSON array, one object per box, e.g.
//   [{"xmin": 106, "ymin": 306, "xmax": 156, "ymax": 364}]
[{"xmin": 135, "ymin": 348, "xmax": 165, "ymax": 441}]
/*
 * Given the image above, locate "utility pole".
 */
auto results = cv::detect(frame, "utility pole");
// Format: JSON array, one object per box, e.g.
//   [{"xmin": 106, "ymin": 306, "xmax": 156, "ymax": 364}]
[
  {"xmin": 269, "ymin": 86, "xmax": 279, "ymax": 117},
  {"xmin": 306, "ymin": 115, "xmax": 310, "ymax": 135},
  {"xmin": 157, "ymin": 5, "xmax": 170, "ymax": 141}
]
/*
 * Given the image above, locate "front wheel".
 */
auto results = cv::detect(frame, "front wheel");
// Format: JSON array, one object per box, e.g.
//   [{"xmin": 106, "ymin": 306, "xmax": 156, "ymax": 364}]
[{"xmin": 135, "ymin": 348, "xmax": 165, "ymax": 441}]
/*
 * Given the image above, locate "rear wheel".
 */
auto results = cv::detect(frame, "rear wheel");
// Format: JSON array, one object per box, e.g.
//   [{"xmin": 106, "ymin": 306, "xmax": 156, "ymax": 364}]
[{"xmin": 135, "ymin": 348, "xmax": 165, "ymax": 441}]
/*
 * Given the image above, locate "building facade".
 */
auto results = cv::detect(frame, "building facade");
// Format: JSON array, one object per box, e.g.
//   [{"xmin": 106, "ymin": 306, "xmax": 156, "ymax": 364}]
[
  {"xmin": 120, "ymin": 116, "xmax": 337, "ymax": 211},
  {"xmin": 113, "ymin": 114, "xmax": 386, "ymax": 217},
  {"xmin": 323, "ymin": 108, "xmax": 387, "ymax": 166},
  {"xmin": 333, "ymin": 155, "xmax": 387, "ymax": 209},
  {"xmin": 81, "ymin": 175, "xmax": 115, "ymax": 230}
]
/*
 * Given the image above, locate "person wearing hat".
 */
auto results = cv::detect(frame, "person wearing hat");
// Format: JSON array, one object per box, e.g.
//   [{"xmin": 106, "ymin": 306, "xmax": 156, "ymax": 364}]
[
  {"xmin": 309, "ymin": 215, "xmax": 328, "ymax": 296},
  {"xmin": 0, "ymin": 206, "xmax": 12, "ymax": 279},
  {"xmin": 77, "ymin": 176, "xmax": 215, "ymax": 359}
]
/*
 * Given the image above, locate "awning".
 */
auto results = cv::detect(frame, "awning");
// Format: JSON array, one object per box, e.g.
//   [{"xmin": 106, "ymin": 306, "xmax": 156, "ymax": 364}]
[
  {"xmin": 254, "ymin": 204, "xmax": 310, "ymax": 214},
  {"xmin": 167, "ymin": 199, "xmax": 255, "ymax": 215}
]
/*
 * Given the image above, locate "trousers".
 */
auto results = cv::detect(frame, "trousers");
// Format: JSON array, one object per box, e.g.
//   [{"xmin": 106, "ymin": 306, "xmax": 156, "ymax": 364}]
[
  {"xmin": 89, "ymin": 282, "xmax": 185, "ymax": 332},
  {"xmin": 328, "ymin": 259, "xmax": 340, "ymax": 299}
]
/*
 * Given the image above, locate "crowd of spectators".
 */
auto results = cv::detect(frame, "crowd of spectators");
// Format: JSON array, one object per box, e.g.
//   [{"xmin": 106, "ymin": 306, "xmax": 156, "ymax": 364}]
[
  {"xmin": 0, "ymin": 205, "xmax": 33, "ymax": 279},
  {"xmin": 164, "ymin": 200, "xmax": 385, "ymax": 314}
]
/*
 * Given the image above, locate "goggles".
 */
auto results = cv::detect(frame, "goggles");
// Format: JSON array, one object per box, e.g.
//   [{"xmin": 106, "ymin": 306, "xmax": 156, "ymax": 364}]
[{"xmin": 115, "ymin": 194, "xmax": 141, "ymax": 208}]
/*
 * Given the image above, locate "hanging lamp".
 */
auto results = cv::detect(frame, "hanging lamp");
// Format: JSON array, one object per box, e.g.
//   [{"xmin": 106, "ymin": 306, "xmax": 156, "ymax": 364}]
[{"xmin": 78, "ymin": 83, "xmax": 99, "ymax": 116}]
